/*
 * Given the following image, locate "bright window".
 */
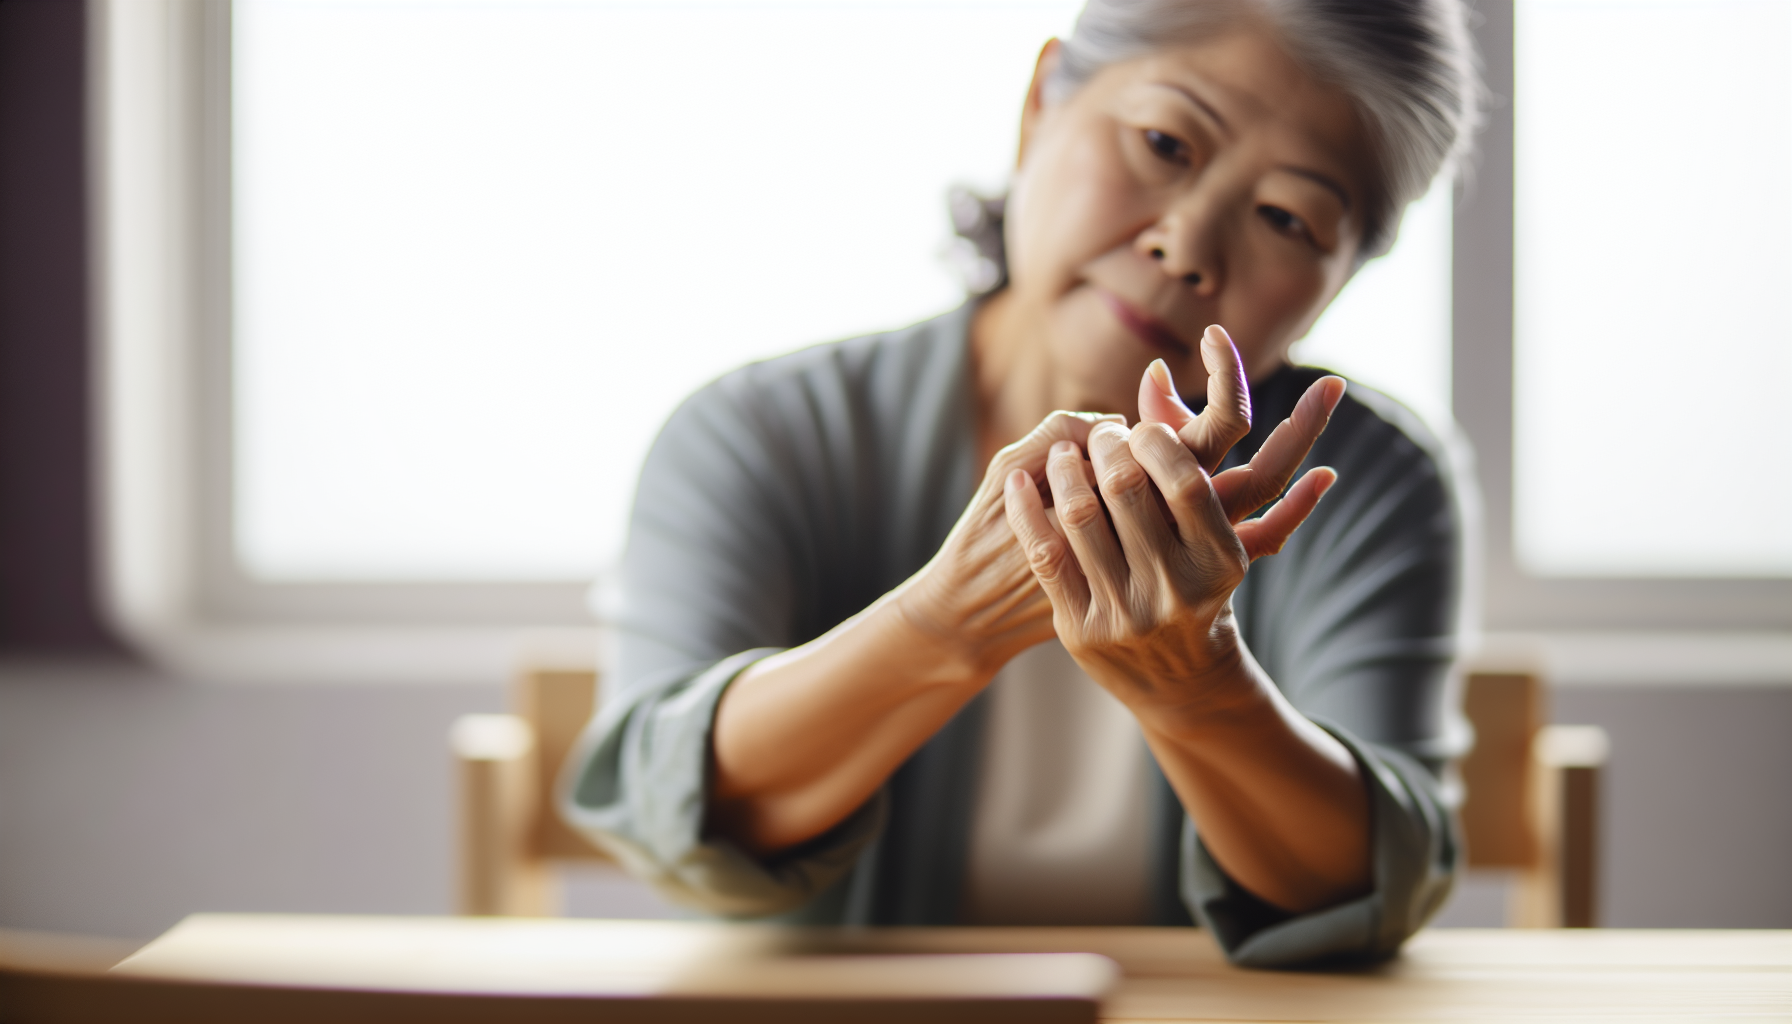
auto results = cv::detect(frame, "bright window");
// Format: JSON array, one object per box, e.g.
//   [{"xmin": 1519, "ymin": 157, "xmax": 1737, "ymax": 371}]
[
  {"xmin": 232, "ymin": 0, "xmax": 1456, "ymax": 585},
  {"xmin": 1514, "ymin": 0, "xmax": 1792, "ymax": 577},
  {"xmin": 233, "ymin": 0, "xmax": 1081, "ymax": 582}
]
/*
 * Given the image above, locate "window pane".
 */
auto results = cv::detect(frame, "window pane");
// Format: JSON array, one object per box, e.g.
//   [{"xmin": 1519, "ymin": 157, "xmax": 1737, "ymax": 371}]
[
  {"xmin": 233, "ymin": 0, "xmax": 1081, "ymax": 581},
  {"xmin": 1514, "ymin": 0, "xmax": 1792, "ymax": 577}
]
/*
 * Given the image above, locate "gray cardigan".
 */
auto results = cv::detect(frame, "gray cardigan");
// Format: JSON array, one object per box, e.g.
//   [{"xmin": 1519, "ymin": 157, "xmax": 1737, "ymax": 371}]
[{"xmin": 561, "ymin": 303, "xmax": 1470, "ymax": 968}]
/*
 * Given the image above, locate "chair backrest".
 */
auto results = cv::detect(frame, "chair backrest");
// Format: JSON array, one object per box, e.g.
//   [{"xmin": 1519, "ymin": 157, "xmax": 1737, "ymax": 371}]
[
  {"xmin": 1459, "ymin": 671, "xmax": 1544, "ymax": 869},
  {"xmin": 515, "ymin": 668, "xmax": 608, "ymax": 861},
  {"xmin": 1458, "ymin": 671, "xmax": 1609, "ymax": 927},
  {"xmin": 457, "ymin": 666, "xmax": 1606, "ymax": 924}
]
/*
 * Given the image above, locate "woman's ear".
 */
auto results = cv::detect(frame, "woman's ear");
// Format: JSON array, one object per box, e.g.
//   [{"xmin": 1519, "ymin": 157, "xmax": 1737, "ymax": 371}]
[{"xmin": 1016, "ymin": 38, "xmax": 1063, "ymax": 171}]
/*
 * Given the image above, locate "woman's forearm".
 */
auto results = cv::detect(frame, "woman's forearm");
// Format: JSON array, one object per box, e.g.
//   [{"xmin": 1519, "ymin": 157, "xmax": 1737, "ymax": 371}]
[
  {"xmin": 707, "ymin": 584, "xmax": 991, "ymax": 854},
  {"xmin": 999, "ymin": 359, "xmax": 1366, "ymax": 916},
  {"xmin": 1135, "ymin": 641, "xmax": 1372, "ymax": 915},
  {"xmin": 707, "ymin": 411, "xmax": 1107, "ymax": 857}
]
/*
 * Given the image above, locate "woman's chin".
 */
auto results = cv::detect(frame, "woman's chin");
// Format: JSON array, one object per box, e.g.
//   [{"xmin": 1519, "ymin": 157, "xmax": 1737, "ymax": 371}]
[
  {"xmin": 1034, "ymin": 292, "xmax": 1186, "ymax": 415},
  {"xmin": 1045, "ymin": 342, "xmax": 1151, "ymax": 418}
]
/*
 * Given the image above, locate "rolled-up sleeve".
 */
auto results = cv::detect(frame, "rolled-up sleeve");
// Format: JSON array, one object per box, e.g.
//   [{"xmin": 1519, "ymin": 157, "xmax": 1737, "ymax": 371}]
[
  {"xmin": 561, "ymin": 648, "xmax": 886, "ymax": 915},
  {"xmin": 1185, "ymin": 387, "xmax": 1472, "ymax": 967},
  {"xmin": 555, "ymin": 364, "xmax": 886, "ymax": 916},
  {"xmin": 1185, "ymin": 726, "xmax": 1458, "ymax": 966}
]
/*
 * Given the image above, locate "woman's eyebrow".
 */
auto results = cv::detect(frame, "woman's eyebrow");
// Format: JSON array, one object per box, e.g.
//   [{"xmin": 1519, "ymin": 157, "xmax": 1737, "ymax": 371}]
[
  {"xmin": 1281, "ymin": 166, "xmax": 1352, "ymax": 210},
  {"xmin": 1150, "ymin": 81, "xmax": 1230, "ymax": 135}
]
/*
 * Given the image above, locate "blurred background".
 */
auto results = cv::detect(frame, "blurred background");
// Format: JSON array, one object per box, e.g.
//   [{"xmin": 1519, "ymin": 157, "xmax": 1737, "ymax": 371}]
[{"xmin": 2, "ymin": 0, "xmax": 1788, "ymax": 941}]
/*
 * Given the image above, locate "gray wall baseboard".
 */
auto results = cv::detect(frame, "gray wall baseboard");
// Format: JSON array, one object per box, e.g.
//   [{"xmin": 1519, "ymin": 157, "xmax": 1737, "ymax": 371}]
[
  {"xmin": 3, "ymin": 663, "xmax": 1786, "ymax": 939},
  {"xmin": 1555, "ymin": 685, "xmax": 1792, "ymax": 929}
]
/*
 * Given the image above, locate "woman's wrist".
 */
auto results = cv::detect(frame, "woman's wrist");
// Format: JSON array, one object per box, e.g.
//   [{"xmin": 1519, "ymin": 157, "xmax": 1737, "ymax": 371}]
[
  {"xmin": 1115, "ymin": 625, "xmax": 1278, "ymax": 742},
  {"xmin": 885, "ymin": 578, "xmax": 1008, "ymax": 691}
]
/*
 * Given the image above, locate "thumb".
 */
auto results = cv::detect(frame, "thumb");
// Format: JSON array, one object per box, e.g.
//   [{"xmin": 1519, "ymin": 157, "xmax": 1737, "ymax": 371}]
[{"xmin": 1137, "ymin": 358, "xmax": 1198, "ymax": 432}]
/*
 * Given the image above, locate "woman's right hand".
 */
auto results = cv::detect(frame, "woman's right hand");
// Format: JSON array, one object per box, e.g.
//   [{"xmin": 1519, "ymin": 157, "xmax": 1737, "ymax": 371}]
[
  {"xmin": 894, "ymin": 410, "xmax": 1124, "ymax": 684},
  {"xmin": 710, "ymin": 411, "xmax": 1118, "ymax": 854}
]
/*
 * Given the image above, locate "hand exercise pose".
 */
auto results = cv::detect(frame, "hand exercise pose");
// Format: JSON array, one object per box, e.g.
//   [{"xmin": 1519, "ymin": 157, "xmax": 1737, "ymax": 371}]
[
  {"xmin": 1003, "ymin": 333, "xmax": 1363, "ymax": 916},
  {"xmin": 564, "ymin": 0, "xmax": 1479, "ymax": 967}
]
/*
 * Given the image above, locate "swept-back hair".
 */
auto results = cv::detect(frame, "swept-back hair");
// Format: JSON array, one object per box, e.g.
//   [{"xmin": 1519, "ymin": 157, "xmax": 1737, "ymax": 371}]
[{"xmin": 949, "ymin": 0, "xmax": 1481, "ymax": 291}]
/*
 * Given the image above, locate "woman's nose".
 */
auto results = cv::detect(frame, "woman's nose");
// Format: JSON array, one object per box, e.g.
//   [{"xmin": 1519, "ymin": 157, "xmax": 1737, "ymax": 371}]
[{"xmin": 1135, "ymin": 198, "xmax": 1222, "ymax": 296}]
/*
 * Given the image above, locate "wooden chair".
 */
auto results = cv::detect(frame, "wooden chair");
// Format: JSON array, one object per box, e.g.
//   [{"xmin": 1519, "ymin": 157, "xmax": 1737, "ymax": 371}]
[
  {"xmin": 1458, "ymin": 671, "xmax": 1611, "ymax": 927},
  {"xmin": 451, "ymin": 668, "xmax": 611, "ymax": 916},
  {"xmin": 453, "ymin": 668, "xmax": 1608, "ymax": 926}
]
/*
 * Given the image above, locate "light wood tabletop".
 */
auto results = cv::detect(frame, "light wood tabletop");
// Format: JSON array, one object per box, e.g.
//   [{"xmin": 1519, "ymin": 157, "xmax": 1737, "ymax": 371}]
[
  {"xmin": 5, "ymin": 916, "xmax": 1789, "ymax": 1022},
  {"xmin": 705, "ymin": 924, "xmax": 1792, "ymax": 1021}
]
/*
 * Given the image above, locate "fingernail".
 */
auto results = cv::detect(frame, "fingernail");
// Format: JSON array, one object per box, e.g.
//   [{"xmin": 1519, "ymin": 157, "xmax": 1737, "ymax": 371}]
[
  {"xmin": 1006, "ymin": 469, "xmax": 1030, "ymax": 492},
  {"xmin": 1147, "ymin": 358, "xmax": 1174, "ymax": 395}
]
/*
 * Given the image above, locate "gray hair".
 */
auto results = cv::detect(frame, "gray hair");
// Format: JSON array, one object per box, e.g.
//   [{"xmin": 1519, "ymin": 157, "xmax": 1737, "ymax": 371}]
[{"xmin": 949, "ymin": 0, "xmax": 1481, "ymax": 290}]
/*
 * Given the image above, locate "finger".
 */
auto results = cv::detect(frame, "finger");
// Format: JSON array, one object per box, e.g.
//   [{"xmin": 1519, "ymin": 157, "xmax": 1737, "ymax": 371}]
[
  {"xmin": 1126, "ymin": 421, "xmax": 1233, "ymax": 549},
  {"xmin": 1236, "ymin": 466, "xmax": 1337, "ymax": 560},
  {"xmin": 1087, "ymin": 421, "xmax": 1178, "ymax": 586},
  {"xmin": 1175, "ymin": 325, "xmax": 1252, "ymax": 473},
  {"xmin": 1136, "ymin": 358, "xmax": 1198, "ymax": 434},
  {"xmin": 991, "ymin": 410, "xmax": 1128, "ymax": 485},
  {"xmin": 1212, "ymin": 375, "xmax": 1345, "ymax": 523},
  {"xmin": 1004, "ymin": 469, "xmax": 1091, "ymax": 620},
  {"xmin": 1044, "ymin": 439, "xmax": 1128, "ymax": 605}
]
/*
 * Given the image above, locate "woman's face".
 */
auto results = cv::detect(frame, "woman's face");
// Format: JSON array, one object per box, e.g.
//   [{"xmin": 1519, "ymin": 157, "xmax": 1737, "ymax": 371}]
[{"xmin": 1004, "ymin": 24, "xmax": 1370, "ymax": 409}]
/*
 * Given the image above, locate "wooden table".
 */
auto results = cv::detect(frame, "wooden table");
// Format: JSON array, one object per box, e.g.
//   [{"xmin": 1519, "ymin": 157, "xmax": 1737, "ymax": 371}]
[
  {"xmin": 759, "ymin": 926, "xmax": 1792, "ymax": 1020},
  {"xmin": 4, "ymin": 917, "xmax": 1789, "ymax": 1022}
]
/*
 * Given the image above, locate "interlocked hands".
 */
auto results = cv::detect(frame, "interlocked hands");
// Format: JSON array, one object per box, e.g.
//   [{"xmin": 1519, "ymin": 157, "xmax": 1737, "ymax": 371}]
[{"xmin": 1002, "ymin": 325, "xmax": 1345, "ymax": 722}]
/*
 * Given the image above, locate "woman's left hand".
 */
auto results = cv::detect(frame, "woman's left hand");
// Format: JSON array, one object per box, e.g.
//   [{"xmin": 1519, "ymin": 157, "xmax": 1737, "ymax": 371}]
[{"xmin": 1001, "ymin": 325, "xmax": 1344, "ymax": 724}]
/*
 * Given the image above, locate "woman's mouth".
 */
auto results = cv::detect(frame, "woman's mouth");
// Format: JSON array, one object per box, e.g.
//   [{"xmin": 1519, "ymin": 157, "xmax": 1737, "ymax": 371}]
[{"xmin": 1097, "ymin": 290, "xmax": 1191, "ymax": 356}]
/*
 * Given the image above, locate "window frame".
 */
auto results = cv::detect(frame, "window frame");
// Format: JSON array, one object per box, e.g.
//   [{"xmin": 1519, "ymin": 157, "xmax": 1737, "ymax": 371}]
[
  {"xmin": 89, "ymin": 0, "xmax": 593, "ymax": 683},
  {"xmin": 1455, "ymin": 0, "xmax": 1792, "ymax": 638},
  {"xmin": 88, "ymin": 0, "xmax": 1791, "ymax": 685}
]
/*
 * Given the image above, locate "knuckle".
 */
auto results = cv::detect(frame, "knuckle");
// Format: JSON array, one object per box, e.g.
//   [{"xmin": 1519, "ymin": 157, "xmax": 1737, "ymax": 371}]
[
  {"xmin": 1101, "ymin": 461, "xmax": 1151, "ymax": 500},
  {"xmin": 1176, "ymin": 545, "xmax": 1245, "ymax": 592},
  {"xmin": 1132, "ymin": 421, "xmax": 1180, "ymax": 453},
  {"xmin": 1058, "ymin": 493, "xmax": 1106, "ymax": 530},
  {"xmin": 1046, "ymin": 457, "xmax": 1084, "ymax": 489},
  {"xmin": 1021, "ymin": 412, "xmax": 1077, "ymax": 451},
  {"xmin": 1026, "ymin": 537, "xmax": 1068, "ymax": 579},
  {"xmin": 1089, "ymin": 420, "xmax": 1129, "ymax": 445},
  {"xmin": 1164, "ymin": 470, "xmax": 1208, "ymax": 509}
]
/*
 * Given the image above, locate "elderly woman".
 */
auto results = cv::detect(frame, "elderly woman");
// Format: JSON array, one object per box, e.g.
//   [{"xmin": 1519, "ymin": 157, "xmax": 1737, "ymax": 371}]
[{"xmin": 563, "ymin": 0, "xmax": 1480, "ymax": 968}]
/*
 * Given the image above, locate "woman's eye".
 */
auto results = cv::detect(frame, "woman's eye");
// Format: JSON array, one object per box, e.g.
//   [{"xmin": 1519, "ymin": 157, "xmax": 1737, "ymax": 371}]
[
  {"xmin": 1258, "ymin": 204, "xmax": 1310, "ymax": 240},
  {"xmin": 1143, "ymin": 129, "xmax": 1187, "ymax": 164}
]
